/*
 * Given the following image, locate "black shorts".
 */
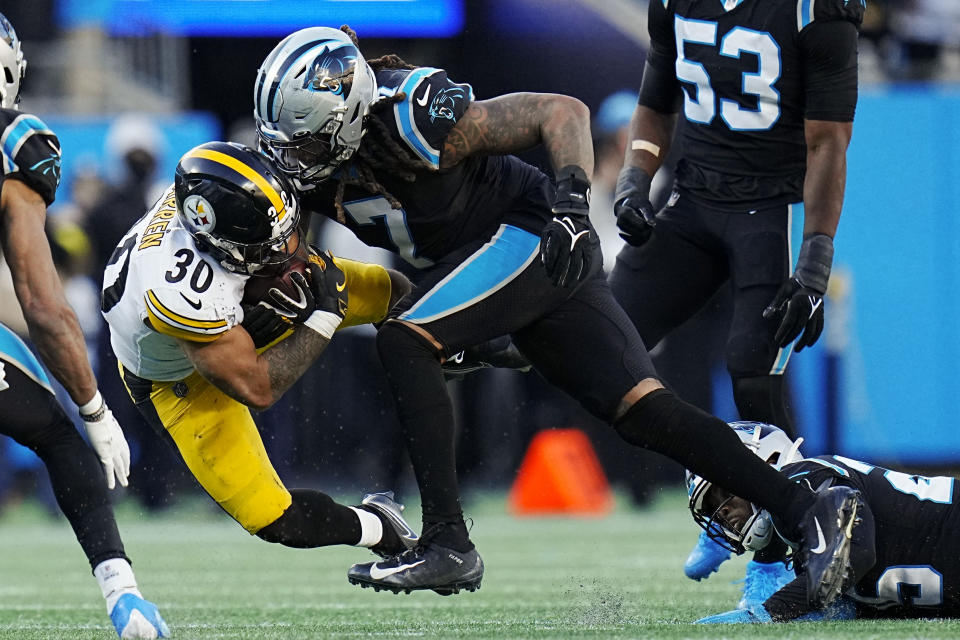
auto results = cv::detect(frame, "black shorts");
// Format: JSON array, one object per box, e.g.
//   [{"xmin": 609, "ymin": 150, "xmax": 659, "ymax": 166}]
[
  {"xmin": 0, "ymin": 323, "xmax": 71, "ymax": 444},
  {"xmin": 390, "ymin": 224, "xmax": 656, "ymax": 421},
  {"xmin": 609, "ymin": 192, "xmax": 804, "ymax": 377}
]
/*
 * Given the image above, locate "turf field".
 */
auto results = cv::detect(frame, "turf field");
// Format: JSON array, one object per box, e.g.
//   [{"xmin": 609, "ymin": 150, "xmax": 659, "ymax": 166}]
[{"xmin": 0, "ymin": 491, "xmax": 956, "ymax": 639}]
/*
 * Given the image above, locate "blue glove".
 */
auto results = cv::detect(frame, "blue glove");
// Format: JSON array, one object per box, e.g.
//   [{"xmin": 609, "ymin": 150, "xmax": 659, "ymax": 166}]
[{"xmin": 695, "ymin": 606, "xmax": 772, "ymax": 624}]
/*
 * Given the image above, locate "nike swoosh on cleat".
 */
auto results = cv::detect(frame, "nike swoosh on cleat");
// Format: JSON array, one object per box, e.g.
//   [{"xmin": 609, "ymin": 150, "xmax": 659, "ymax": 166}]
[
  {"xmin": 180, "ymin": 293, "xmax": 203, "ymax": 310},
  {"xmin": 810, "ymin": 518, "xmax": 827, "ymax": 554},
  {"xmin": 416, "ymin": 85, "xmax": 431, "ymax": 107},
  {"xmin": 369, "ymin": 560, "xmax": 425, "ymax": 580},
  {"xmin": 336, "ymin": 279, "xmax": 346, "ymax": 292}
]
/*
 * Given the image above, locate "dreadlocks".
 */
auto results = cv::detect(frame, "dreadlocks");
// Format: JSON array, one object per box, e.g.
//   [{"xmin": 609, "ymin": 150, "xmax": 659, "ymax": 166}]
[{"xmin": 331, "ymin": 25, "xmax": 437, "ymax": 224}]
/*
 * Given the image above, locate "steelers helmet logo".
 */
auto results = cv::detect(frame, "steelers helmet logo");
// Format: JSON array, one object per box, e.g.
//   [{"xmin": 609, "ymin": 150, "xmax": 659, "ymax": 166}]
[{"xmin": 182, "ymin": 194, "xmax": 216, "ymax": 233}]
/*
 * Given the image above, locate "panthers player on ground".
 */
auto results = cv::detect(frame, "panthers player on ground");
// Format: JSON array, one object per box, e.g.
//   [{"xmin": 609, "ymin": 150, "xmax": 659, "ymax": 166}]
[
  {"xmin": 691, "ymin": 424, "xmax": 960, "ymax": 622},
  {"xmin": 255, "ymin": 25, "xmax": 861, "ymax": 602},
  {"xmin": 608, "ymin": 0, "xmax": 863, "ymax": 581},
  {"xmin": 102, "ymin": 141, "xmax": 418, "ymax": 564},
  {"xmin": 0, "ymin": 13, "xmax": 167, "ymax": 639}
]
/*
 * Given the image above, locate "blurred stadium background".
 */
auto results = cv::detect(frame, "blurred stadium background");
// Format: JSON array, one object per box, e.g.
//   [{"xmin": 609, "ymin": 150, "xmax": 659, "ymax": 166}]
[{"xmin": 0, "ymin": 0, "xmax": 958, "ymax": 613}]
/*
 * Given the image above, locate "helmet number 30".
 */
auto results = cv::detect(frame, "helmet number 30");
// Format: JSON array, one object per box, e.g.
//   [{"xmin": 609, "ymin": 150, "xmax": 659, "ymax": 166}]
[{"xmin": 674, "ymin": 18, "xmax": 781, "ymax": 131}]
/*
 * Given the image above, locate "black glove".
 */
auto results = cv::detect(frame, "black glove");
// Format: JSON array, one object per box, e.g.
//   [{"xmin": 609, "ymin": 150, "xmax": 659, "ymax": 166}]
[
  {"xmin": 613, "ymin": 165, "xmax": 657, "ymax": 247},
  {"xmin": 763, "ymin": 233, "xmax": 834, "ymax": 352},
  {"xmin": 266, "ymin": 269, "xmax": 320, "ymax": 324},
  {"xmin": 540, "ymin": 164, "xmax": 596, "ymax": 288},
  {"xmin": 240, "ymin": 303, "xmax": 291, "ymax": 348},
  {"xmin": 266, "ymin": 249, "xmax": 348, "ymax": 323},
  {"xmin": 305, "ymin": 248, "xmax": 349, "ymax": 320},
  {"xmin": 442, "ymin": 335, "xmax": 533, "ymax": 381}
]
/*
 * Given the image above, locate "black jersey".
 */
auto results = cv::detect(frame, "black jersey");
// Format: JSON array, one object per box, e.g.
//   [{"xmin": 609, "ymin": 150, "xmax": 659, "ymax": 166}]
[
  {"xmin": 771, "ymin": 456, "xmax": 960, "ymax": 618},
  {"xmin": 300, "ymin": 67, "xmax": 554, "ymax": 267},
  {"xmin": 644, "ymin": 0, "xmax": 861, "ymax": 209},
  {"xmin": 0, "ymin": 109, "xmax": 61, "ymax": 205}
]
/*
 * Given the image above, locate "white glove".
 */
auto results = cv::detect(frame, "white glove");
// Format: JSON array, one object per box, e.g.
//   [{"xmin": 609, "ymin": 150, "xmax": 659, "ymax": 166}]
[{"xmin": 79, "ymin": 391, "xmax": 131, "ymax": 490}]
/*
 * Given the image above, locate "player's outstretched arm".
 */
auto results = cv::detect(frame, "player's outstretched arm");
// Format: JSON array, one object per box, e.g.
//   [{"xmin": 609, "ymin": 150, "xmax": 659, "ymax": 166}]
[
  {"xmin": 440, "ymin": 92, "xmax": 593, "ymax": 176},
  {"xmin": 1, "ymin": 178, "xmax": 97, "ymax": 403},
  {"xmin": 1, "ymin": 177, "xmax": 131, "ymax": 488}
]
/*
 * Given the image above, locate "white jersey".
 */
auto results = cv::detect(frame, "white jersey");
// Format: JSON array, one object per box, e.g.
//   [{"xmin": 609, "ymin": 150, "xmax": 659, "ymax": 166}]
[{"xmin": 102, "ymin": 185, "xmax": 248, "ymax": 381}]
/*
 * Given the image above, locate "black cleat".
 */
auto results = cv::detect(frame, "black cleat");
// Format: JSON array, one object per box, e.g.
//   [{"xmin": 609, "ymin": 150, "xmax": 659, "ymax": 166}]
[
  {"xmin": 347, "ymin": 526, "xmax": 483, "ymax": 595},
  {"xmin": 797, "ymin": 486, "xmax": 863, "ymax": 608},
  {"xmin": 357, "ymin": 492, "xmax": 419, "ymax": 558}
]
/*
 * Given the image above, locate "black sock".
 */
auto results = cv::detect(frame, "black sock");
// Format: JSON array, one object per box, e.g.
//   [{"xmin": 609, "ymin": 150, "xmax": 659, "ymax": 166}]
[
  {"xmin": 28, "ymin": 413, "xmax": 128, "ymax": 569},
  {"xmin": 424, "ymin": 517, "xmax": 474, "ymax": 553},
  {"xmin": 256, "ymin": 489, "xmax": 360, "ymax": 548},
  {"xmin": 613, "ymin": 389, "xmax": 814, "ymax": 527},
  {"xmin": 377, "ymin": 323, "xmax": 463, "ymax": 520}
]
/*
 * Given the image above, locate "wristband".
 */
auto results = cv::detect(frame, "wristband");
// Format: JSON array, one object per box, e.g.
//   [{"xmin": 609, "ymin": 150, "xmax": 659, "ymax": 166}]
[
  {"xmin": 303, "ymin": 310, "xmax": 343, "ymax": 339},
  {"xmin": 794, "ymin": 233, "xmax": 834, "ymax": 295},
  {"xmin": 79, "ymin": 390, "xmax": 106, "ymax": 422},
  {"xmin": 614, "ymin": 165, "xmax": 653, "ymax": 204}
]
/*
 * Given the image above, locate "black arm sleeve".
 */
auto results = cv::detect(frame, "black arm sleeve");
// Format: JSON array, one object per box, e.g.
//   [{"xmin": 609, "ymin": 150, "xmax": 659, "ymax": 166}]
[
  {"xmin": 638, "ymin": 0, "xmax": 682, "ymax": 114},
  {"xmin": 800, "ymin": 20, "xmax": 859, "ymax": 122}
]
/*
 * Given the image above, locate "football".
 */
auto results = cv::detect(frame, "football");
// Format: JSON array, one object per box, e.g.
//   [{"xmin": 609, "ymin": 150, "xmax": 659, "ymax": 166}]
[{"xmin": 241, "ymin": 257, "xmax": 309, "ymax": 306}]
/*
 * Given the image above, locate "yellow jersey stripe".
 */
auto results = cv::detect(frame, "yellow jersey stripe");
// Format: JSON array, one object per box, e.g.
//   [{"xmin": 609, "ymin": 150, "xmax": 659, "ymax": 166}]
[
  {"xmin": 183, "ymin": 148, "xmax": 286, "ymax": 221},
  {"xmin": 145, "ymin": 307, "xmax": 223, "ymax": 343},
  {"xmin": 145, "ymin": 290, "xmax": 229, "ymax": 330}
]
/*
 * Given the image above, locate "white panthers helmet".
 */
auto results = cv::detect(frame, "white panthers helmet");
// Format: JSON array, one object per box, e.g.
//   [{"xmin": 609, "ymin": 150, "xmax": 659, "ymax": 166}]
[
  {"xmin": 686, "ymin": 422, "xmax": 804, "ymax": 554},
  {"xmin": 0, "ymin": 13, "xmax": 25, "ymax": 109},
  {"xmin": 254, "ymin": 27, "xmax": 377, "ymax": 183}
]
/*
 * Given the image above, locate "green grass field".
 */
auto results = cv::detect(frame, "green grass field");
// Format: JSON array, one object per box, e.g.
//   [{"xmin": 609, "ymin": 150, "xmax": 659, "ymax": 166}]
[{"xmin": 0, "ymin": 491, "xmax": 956, "ymax": 639}]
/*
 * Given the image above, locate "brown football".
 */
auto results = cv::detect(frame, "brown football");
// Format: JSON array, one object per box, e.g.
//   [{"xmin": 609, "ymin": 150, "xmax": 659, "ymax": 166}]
[{"xmin": 241, "ymin": 257, "xmax": 309, "ymax": 306}]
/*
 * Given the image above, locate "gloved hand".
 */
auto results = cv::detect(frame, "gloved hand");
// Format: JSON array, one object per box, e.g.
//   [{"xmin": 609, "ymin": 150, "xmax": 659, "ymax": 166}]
[
  {"xmin": 241, "ymin": 302, "xmax": 291, "ymax": 348},
  {"xmin": 267, "ymin": 247, "xmax": 348, "ymax": 339},
  {"xmin": 540, "ymin": 164, "xmax": 597, "ymax": 287},
  {"xmin": 613, "ymin": 165, "xmax": 657, "ymax": 246},
  {"xmin": 763, "ymin": 233, "xmax": 834, "ymax": 351},
  {"xmin": 695, "ymin": 605, "xmax": 772, "ymax": 624},
  {"xmin": 79, "ymin": 391, "xmax": 131, "ymax": 490},
  {"xmin": 443, "ymin": 336, "xmax": 532, "ymax": 380}
]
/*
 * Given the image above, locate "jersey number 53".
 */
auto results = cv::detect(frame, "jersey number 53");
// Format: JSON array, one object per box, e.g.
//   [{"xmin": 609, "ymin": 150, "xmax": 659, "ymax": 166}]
[{"xmin": 675, "ymin": 17, "xmax": 781, "ymax": 131}]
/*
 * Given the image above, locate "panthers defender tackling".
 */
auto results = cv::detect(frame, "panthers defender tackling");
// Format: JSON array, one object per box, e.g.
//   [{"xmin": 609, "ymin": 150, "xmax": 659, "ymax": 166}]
[
  {"xmin": 101, "ymin": 141, "xmax": 419, "ymax": 567},
  {"xmin": 690, "ymin": 423, "xmax": 960, "ymax": 623},
  {"xmin": 255, "ymin": 25, "xmax": 862, "ymax": 603},
  {"xmin": 0, "ymin": 14, "xmax": 166, "ymax": 639}
]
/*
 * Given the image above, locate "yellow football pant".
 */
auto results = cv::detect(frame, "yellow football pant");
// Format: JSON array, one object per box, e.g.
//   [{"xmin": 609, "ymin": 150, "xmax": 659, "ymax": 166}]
[{"xmin": 121, "ymin": 258, "xmax": 392, "ymax": 533}]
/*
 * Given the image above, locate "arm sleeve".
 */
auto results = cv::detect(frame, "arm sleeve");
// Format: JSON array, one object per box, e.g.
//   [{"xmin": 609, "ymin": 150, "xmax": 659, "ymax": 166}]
[
  {"xmin": 638, "ymin": 0, "xmax": 682, "ymax": 114},
  {"xmin": 0, "ymin": 113, "xmax": 62, "ymax": 205},
  {"xmin": 799, "ymin": 20, "xmax": 859, "ymax": 122},
  {"xmin": 393, "ymin": 67, "xmax": 474, "ymax": 169},
  {"xmin": 334, "ymin": 257, "xmax": 392, "ymax": 329}
]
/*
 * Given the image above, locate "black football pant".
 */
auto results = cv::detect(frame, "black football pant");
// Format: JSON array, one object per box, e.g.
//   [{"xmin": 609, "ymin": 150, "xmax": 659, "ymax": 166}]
[
  {"xmin": 0, "ymin": 338, "xmax": 127, "ymax": 569},
  {"xmin": 377, "ymin": 224, "xmax": 815, "ymax": 543},
  {"xmin": 609, "ymin": 193, "xmax": 800, "ymax": 435}
]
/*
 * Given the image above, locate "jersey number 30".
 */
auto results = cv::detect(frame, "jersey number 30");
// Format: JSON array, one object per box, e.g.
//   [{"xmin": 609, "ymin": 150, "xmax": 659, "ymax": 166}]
[{"xmin": 675, "ymin": 17, "xmax": 780, "ymax": 131}]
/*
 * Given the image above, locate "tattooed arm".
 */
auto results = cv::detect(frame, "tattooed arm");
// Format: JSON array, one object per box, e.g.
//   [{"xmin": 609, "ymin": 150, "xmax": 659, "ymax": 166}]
[
  {"xmin": 178, "ymin": 323, "xmax": 329, "ymax": 412},
  {"xmin": 440, "ymin": 92, "xmax": 594, "ymax": 176}
]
